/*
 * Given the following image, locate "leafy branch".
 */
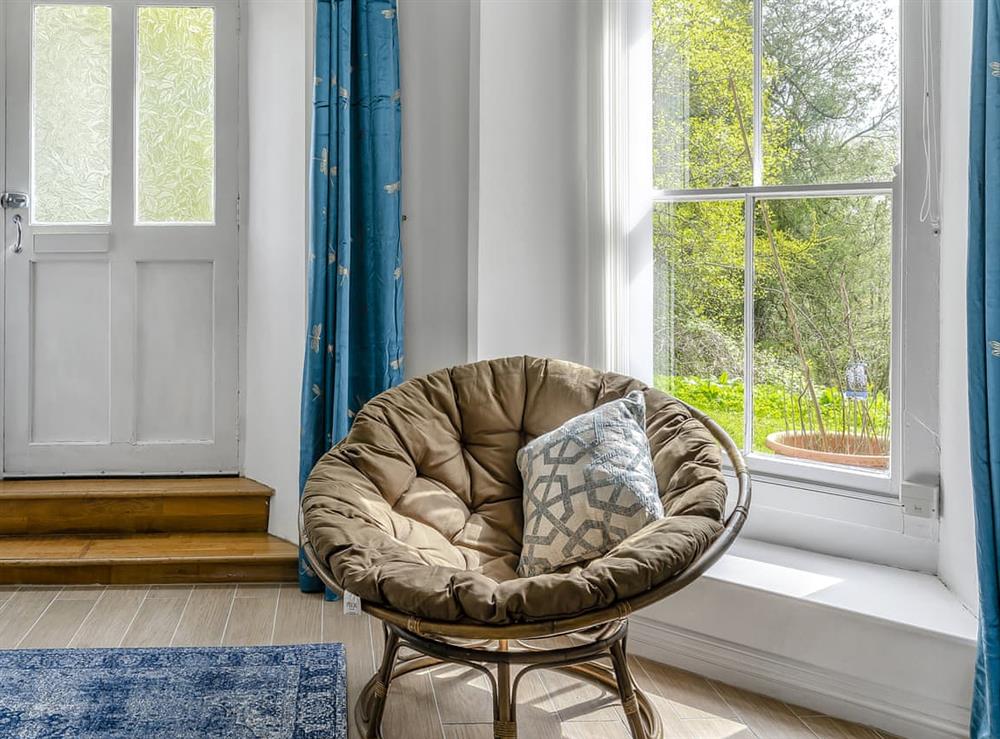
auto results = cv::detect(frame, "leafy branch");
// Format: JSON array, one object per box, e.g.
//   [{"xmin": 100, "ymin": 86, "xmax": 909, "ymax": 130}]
[{"xmin": 728, "ymin": 73, "xmax": 827, "ymax": 437}]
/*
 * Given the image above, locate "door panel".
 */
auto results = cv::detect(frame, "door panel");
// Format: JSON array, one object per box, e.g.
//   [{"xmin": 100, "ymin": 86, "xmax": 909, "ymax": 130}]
[
  {"xmin": 3, "ymin": 0, "xmax": 239, "ymax": 474},
  {"xmin": 30, "ymin": 259, "xmax": 110, "ymax": 443},
  {"xmin": 134, "ymin": 260, "xmax": 215, "ymax": 443}
]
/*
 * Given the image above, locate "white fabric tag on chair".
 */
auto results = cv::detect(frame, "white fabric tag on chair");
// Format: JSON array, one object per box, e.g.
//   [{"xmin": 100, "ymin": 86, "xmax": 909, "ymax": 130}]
[{"xmin": 343, "ymin": 591, "xmax": 362, "ymax": 615}]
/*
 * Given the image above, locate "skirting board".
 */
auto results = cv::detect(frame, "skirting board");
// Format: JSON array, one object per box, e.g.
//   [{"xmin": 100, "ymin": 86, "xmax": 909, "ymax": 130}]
[{"xmin": 628, "ymin": 615, "xmax": 969, "ymax": 739}]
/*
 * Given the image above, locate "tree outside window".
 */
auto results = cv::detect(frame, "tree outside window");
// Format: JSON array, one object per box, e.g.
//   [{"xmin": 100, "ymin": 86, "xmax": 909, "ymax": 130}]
[{"xmin": 653, "ymin": 0, "xmax": 897, "ymax": 470}]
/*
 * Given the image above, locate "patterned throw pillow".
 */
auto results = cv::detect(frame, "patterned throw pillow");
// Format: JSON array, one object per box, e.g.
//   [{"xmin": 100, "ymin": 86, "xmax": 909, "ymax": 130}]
[{"xmin": 516, "ymin": 390, "xmax": 664, "ymax": 577}]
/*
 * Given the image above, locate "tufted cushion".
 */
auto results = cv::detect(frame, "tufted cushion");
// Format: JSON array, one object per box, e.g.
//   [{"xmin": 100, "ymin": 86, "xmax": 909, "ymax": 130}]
[{"xmin": 301, "ymin": 356, "xmax": 728, "ymax": 625}]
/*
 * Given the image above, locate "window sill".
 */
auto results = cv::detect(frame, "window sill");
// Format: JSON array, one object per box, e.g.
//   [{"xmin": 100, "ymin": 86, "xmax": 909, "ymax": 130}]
[
  {"xmin": 723, "ymin": 467, "xmax": 938, "ymax": 571},
  {"xmin": 629, "ymin": 539, "xmax": 976, "ymax": 738},
  {"xmin": 702, "ymin": 539, "xmax": 975, "ymax": 643}
]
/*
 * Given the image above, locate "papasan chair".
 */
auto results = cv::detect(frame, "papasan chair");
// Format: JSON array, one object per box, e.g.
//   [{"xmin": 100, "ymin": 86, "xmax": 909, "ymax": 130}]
[{"xmin": 301, "ymin": 356, "xmax": 751, "ymax": 739}]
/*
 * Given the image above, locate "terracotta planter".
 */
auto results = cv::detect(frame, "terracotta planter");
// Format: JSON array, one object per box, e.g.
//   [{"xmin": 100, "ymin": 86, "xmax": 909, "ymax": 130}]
[{"xmin": 764, "ymin": 431, "xmax": 889, "ymax": 469}]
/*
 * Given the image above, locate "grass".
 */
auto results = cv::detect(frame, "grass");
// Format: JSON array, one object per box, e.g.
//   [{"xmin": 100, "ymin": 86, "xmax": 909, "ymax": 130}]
[{"xmin": 655, "ymin": 375, "xmax": 890, "ymax": 456}]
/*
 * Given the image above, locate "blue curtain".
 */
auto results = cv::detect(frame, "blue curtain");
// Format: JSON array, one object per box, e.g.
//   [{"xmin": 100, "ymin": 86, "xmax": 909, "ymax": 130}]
[
  {"xmin": 968, "ymin": 0, "xmax": 1000, "ymax": 734},
  {"xmin": 298, "ymin": 0, "xmax": 404, "ymax": 593}
]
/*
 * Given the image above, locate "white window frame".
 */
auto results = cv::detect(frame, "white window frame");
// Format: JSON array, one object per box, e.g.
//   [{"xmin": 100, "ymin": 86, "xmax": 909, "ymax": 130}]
[{"xmin": 601, "ymin": 0, "xmax": 941, "ymax": 570}]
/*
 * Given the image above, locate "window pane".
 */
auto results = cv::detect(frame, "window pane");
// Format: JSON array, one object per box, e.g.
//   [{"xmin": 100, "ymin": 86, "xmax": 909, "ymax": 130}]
[
  {"xmin": 33, "ymin": 5, "xmax": 112, "ymax": 224},
  {"xmin": 654, "ymin": 201, "xmax": 745, "ymax": 447},
  {"xmin": 752, "ymin": 196, "xmax": 891, "ymax": 470},
  {"xmin": 653, "ymin": 0, "xmax": 753, "ymax": 190},
  {"xmin": 136, "ymin": 6, "xmax": 215, "ymax": 223},
  {"xmin": 762, "ymin": 0, "xmax": 899, "ymax": 185}
]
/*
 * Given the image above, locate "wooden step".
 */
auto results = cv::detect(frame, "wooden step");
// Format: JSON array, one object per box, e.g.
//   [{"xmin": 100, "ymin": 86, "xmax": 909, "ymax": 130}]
[
  {"xmin": 0, "ymin": 532, "xmax": 298, "ymax": 584},
  {"xmin": 0, "ymin": 477, "xmax": 274, "ymax": 535}
]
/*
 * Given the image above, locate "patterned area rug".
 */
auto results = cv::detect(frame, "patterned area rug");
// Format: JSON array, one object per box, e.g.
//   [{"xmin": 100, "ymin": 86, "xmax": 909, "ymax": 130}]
[{"xmin": 0, "ymin": 643, "xmax": 346, "ymax": 738}]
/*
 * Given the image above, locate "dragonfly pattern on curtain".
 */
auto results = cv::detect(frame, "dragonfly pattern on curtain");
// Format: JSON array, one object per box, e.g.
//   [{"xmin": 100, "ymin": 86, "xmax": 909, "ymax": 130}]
[{"xmin": 298, "ymin": 0, "xmax": 404, "ymax": 594}]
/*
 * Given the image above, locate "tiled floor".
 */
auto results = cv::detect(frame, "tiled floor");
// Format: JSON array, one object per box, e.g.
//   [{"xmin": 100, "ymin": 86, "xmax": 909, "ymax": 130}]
[{"xmin": 0, "ymin": 584, "xmax": 894, "ymax": 738}]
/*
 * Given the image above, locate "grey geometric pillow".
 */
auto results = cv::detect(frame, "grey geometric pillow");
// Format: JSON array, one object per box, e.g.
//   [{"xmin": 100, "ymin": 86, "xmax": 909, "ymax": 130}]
[{"xmin": 516, "ymin": 390, "xmax": 664, "ymax": 577}]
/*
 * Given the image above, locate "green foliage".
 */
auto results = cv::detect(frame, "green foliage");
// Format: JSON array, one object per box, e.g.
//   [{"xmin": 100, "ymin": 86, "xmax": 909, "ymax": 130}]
[
  {"xmin": 659, "ymin": 374, "xmax": 746, "ymax": 446},
  {"xmin": 656, "ymin": 375, "xmax": 890, "ymax": 455},
  {"xmin": 762, "ymin": 0, "xmax": 898, "ymax": 184},
  {"xmin": 652, "ymin": 0, "xmax": 896, "ymax": 454},
  {"xmin": 653, "ymin": 0, "xmax": 753, "ymax": 189}
]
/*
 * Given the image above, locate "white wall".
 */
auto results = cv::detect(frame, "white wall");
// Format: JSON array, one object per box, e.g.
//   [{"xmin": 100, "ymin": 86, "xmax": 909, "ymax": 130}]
[
  {"xmin": 399, "ymin": 0, "xmax": 471, "ymax": 378},
  {"xmin": 937, "ymin": 0, "xmax": 978, "ymax": 611},
  {"xmin": 469, "ymin": 0, "xmax": 590, "ymax": 364},
  {"xmin": 244, "ymin": 0, "xmax": 312, "ymax": 542},
  {"xmin": 245, "ymin": 0, "xmax": 476, "ymax": 539}
]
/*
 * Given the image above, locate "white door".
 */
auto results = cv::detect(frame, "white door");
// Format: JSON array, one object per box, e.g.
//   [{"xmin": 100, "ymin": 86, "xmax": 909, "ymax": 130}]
[{"xmin": 2, "ymin": 0, "xmax": 239, "ymax": 474}]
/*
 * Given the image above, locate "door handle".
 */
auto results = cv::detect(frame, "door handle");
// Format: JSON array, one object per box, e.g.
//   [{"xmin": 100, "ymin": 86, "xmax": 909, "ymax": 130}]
[
  {"xmin": 10, "ymin": 215, "xmax": 22, "ymax": 254},
  {"xmin": 1, "ymin": 192, "xmax": 28, "ymax": 210}
]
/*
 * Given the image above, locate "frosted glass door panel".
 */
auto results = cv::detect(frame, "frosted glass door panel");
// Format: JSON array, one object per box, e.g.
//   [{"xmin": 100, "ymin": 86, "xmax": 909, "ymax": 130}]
[
  {"xmin": 136, "ymin": 6, "xmax": 216, "ymax": 223},
  {"xmin": 32, "ymin": 5, "xmax": 112, "ymax": 224}
]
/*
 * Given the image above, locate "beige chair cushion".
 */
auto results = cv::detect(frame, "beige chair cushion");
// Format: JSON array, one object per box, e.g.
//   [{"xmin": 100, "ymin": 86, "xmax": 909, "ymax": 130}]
[{"xmin": 301, "ymin": 356, "xmax": 728, "ymax": 625}]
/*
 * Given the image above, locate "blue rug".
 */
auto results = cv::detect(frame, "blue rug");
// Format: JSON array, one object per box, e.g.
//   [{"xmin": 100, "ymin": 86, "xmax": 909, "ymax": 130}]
[{"xmin": 0, "ymin": 643, "xmax": 347, "ymax": 738}]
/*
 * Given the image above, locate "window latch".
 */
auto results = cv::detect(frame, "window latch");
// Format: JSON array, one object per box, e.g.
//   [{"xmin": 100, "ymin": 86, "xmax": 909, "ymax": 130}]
[
  {"xmin": 902, "ymin": 481, "xmax": 939, "ymax": 541},
  {"xmin": 902, "ymin": 480, "xmax": 938, "ymax": 518}
]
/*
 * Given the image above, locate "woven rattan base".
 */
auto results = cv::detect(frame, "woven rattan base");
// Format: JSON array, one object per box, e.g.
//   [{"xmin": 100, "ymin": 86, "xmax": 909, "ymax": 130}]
[{"xmin": 356, "ymin": 620, "xmax": 662, "ymax": 739}]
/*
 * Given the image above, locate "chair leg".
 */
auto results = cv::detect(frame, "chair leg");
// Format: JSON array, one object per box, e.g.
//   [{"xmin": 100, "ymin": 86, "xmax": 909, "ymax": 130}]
[
  {"xmin": 609, "ymin": 638, "xmax": 649, "ymax": 739},
  {"xmin": 365, "ymin": 628, "xmax": 401, "ymax": 739},
  {"xmin": 493, "ymin": 640, "xmax": 517, "ymax": 739}
]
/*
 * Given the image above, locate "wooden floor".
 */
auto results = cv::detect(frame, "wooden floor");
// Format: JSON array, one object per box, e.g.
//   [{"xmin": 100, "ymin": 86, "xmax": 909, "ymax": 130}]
[{"xmin": 0, "ymin": 584, "xmax": 893, "ymax": 739}]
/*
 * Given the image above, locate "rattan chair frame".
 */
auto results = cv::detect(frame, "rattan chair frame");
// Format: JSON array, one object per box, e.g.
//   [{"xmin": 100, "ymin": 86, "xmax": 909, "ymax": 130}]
[{"xmin": 300, "ymin": 401, "xmax": 751, "ymax": 739}]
